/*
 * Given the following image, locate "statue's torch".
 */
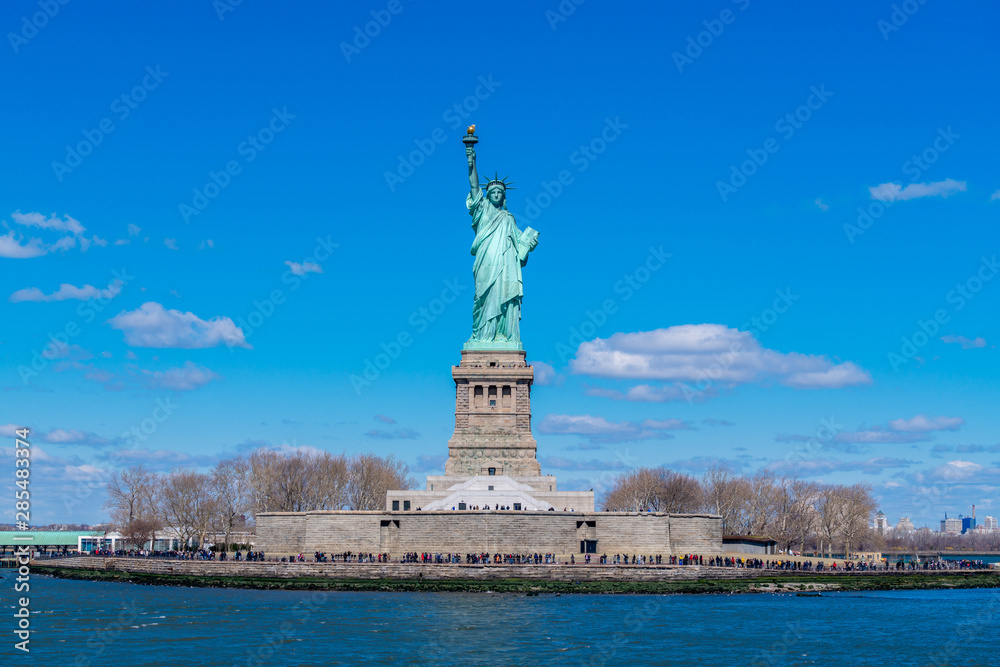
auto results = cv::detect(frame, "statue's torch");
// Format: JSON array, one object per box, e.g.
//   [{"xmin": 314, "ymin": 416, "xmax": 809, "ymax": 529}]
[{"xmin": 462, "ymin": 124, "xmax": 478, "ymax": 160}]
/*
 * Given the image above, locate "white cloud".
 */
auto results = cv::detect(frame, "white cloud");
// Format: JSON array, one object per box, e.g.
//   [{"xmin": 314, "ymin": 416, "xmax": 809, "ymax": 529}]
[
  {"xmin": 927, "ymin": 460, "xmax": 984, "ymax": 482},
  {"xmin": 538, "ymin": 414, "xmax": 689, "ymax": 443},
  {"xmin": 532, "ymin": 361, "xmax": 557, "ymax": 385},
  {"xmin": 62, "ymin": 463, "xmax": 108, "ymax": 482},
  {"xmin": 164, "ymin": 238, "xmax": 178, "ymax": 250},
  {"xmin": 768, "ymin": 457, "xmax": 916, "ymax": 476},
  {"xmin": 106, "ymin": 448, "xmax": 218, "ymax": 471},
  {"xmin": 40, "ymin": 429, "xmax": 91, "ymax": 443},
  {"xmin": 0, "ymin": 211, "xmax": 104, "ymax": 258},
  {"xmin": 0, "ymin": 424, "xmax": 22, "ymax": 437},
  {"xmin": 12, "ymin": 211, "xmax": 85, "ymax": 234},
  {"xmin": 9, "ymin": 278, "xmax": 123, "ymax": 303},
  {"xmin": 39, "ymin": 429, "xmax": 115, "ymax": 447},
  {"xmin": 869, "ymin": 179, "xmax": 966, "ymax": 202},
  {"xmin": 586, "ymin": 383, "xmax": 720, "ymax": 403},
  {"xmin": 0, "ymin": 231, "xmax": 46, "ymax": 258},
  {"xmin": 940, "ymin": 335, "xmax": 986, "ymax": 349},
  {"xmin": 365, "ymin": 428, "xmax": 420, "ymax": 440},
  {"xmin": 539, "ymin": 456, "xmax": 620, "ymax": 471},
  {"xmin": 108, "ymin": 301, "xmax": 250, "ymax": 349},
  {"xmin": 990, "ymin": 190, "xmax": 1000, "ymax": 201},
  {"xmin": 285, "ymin": 260, "xmax": 323, "ymax": 276},
  {"xmin": 142, "ymin": 361, "xmax": 219, "ymax": 391},
  {"xmin": 815, "ymin": 198, "xmax": 829, "ymax": 212},
  {"xmin": 127, "ymin": 223, "xmax": 142, "ymax": 236},
  {"xmin": 781, "ymin": 416, "xmax": 963, "ymax": 448},
  {"xmin": 833, "ymin": 429, "xmax": 930, "ymax": 444},
  {"xmin": 888, "ymin": 415, "xmax": 965, "ymax": 433},
  {"xmin": 571, "ymin": 325, "xmax": 871, "ymax": 392}
]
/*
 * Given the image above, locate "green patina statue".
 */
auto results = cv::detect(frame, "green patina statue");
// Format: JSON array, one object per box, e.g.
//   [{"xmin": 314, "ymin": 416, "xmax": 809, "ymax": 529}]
[{"xmin": 463, "ymin": 127, "xmax": 539, "ymax": 350}]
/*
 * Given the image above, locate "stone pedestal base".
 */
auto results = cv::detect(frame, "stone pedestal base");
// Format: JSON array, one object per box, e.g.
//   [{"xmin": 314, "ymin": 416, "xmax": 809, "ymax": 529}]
[{"xmin": 445, "ymin": 348, "xmax": 540, "ymax": 477}]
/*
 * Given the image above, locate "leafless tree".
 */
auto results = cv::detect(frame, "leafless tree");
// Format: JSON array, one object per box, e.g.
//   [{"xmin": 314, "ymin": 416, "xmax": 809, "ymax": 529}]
[
  {"xmin": 104, "ymin": 465, "xmax": 161, "ymax": 549},
  {"xmin": 840, "ymin": 482, "xmax": 877, "ymax": 557},
  {"xmin": 602, "ymin": 467, "xmax": 703, "ymax": 513},
  {"xmin": 160, "ymin": 468, "xmax": 217, "ymax": 549},
  {"xmin": 246, "ymin": 448, "xmax": 352, "ymax": 514},
  {"xmin": 816, "ymin": 484, "xmax": 845, "ymax": 558},
  {"xmin": 702, "ymin": 465, "xmax": 750, "ymax": 534},
  {"xmin": 347, "ymin": 453, "xmax": 412, "ymax": 510},
  {"xmin": 742, "ymin": 469, "xmax": 779, "ymax": 535},
  {"xmin": 212, "ymin": 456, "xmax": 250, "ymax": 550},
  {"xmin": 602, "ymin": 468, "xmax": 667, "ymax": 511}
]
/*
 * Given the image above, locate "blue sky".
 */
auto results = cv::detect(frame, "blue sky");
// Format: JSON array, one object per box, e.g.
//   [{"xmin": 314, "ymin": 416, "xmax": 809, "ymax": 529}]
[{"xmin": 2, "ymin": 0, "xmax": 998, "ymax": 527}]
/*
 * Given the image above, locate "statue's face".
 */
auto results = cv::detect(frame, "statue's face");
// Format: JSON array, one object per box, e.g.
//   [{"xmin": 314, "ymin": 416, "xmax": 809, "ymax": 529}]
[{"xmin": 488, "ymin": 187, "xmax": 505, "ymax": 206}]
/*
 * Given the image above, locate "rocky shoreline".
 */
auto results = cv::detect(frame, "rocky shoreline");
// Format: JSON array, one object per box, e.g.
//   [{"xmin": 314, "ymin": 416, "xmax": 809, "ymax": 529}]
[{"xmin": 30, "ymin": 558, "xmax": 998, "ymax": 594}]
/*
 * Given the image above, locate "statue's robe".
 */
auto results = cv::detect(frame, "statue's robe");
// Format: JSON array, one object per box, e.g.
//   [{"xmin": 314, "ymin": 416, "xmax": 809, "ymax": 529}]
[{"xmin": 467, "ymin": 190, "xmax": 535, "ymax": 342}]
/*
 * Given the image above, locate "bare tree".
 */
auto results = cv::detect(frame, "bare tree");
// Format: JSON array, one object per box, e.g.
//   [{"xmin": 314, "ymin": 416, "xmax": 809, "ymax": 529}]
[
  {"xmin": 604, "ymin": 467, "xmax": 703, "ymax": 513},
  {"xmin": 657, "ymin": 469, "xmax": 704, "ymax": 513},
  {"xmin": 212, "ymin": 456, "xmax": 250, "ymax": 551},
  {"xmin": 769, "ymin": 476, "xmax": 821, "ymax": 552},
  {"xmin": 104, "ymin": 465, "xmax": 160, "ymax": 549},
  {"xmin": 246, "ymin": 448, "xmax": 351, "ymax": 514},
  {"xmin": 742, "ymin": 469, "xmax": 779, "ymax": 535},
  {"xmin": 161, "ymin": 468, "xmax": 217, "ymax": 549},
  {"xmin": 702, "ymin": 465, "xmax": 750, "ymax": 534},
  {"xmin": 790, "ymin": 479, "xmax": 821, "ymax": 554},
  {"xmin": 347, "ymin": 453, "xmax": 412, "ymax": 510},
  {"xmin": 602, "ymin": 467, "xmax": 666, "ymax": 511},
  {"xmin": 840, "ymin": 482, "xmax": 877, "ymax": 557},
  {"xmin": 816, "ymin": 484, "xmax": 845, "ymax": 558}
]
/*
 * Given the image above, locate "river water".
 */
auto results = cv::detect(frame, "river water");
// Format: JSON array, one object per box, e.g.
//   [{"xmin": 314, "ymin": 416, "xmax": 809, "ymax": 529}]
[{"xmin": 2, "ymin": 569, "xmax": 996, "ymax": 665}]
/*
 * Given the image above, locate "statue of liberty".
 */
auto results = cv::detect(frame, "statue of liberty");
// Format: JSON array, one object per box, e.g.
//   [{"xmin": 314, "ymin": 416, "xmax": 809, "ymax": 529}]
[{"xmin": 463, "ymin": 127, "xmax": 539, "ymax": 348}]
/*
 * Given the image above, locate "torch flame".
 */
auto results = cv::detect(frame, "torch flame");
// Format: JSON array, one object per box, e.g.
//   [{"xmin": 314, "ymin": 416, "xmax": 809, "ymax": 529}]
[{"xmin": 467, "ymin": 125, "xmax": 476, "ymax": 135}]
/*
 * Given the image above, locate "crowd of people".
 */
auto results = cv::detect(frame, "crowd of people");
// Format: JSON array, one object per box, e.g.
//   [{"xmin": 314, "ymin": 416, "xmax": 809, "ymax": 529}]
[
  {"xmin": 893, "ymin": 558, "xmax": 992, "ymax": 570},
  {"xmin": 35, "ymin": 547, "xmax": 997, "ymax": 571},
  {"xmin": 81, "ymin": 548, "xmax": 266, "ymax": 561}
]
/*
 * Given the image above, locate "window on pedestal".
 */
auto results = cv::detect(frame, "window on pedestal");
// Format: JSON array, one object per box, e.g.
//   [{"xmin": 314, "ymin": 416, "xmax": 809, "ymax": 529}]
[
  {"xmin": 392, "ymin": 500, "xmax": 399, "ymax": 511},
  {"xmin": 488, "ymin": 386, "xmax": 497, "ymax": 410},
  {"xmin": 502, "ymin": 386, "xmax": 511, "ymax": 409},
  {"xmin": 403, "ymin": 500, "xmax": 410, "ymax": 511},
  {"xmin": 488, "ymin": 468, "xmax": 496, "ymax": 476},
  {"xmin": 474, "ymin": 386, "xmax": 483, "ymax": 409}
]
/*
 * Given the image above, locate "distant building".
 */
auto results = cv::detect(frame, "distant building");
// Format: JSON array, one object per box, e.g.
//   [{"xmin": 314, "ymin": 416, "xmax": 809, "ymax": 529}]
[
  {"xmin": 962, "ymin": 516, "xmax": 976, "ymax": 534},
  {"xmin": 941, "ymin": 516, "xmax": 962, "ymax": 534},
  {"xmin": 873, "ymin": 510, "xmax": 889, "ymax": 534},
  {"xmin": 722, "ymin": 535, "xmax": 777, "ymax": 555},
  {"xmin": 983, "ymin": 516, "xmax": 998, "ymax": 532},
  {"xmin": 896, "ymin": 517, "xmax": 915, "ymax": 532},
  {"xmin": 0, "ymin": 530, "xmax": 103, "ymax": 553}
]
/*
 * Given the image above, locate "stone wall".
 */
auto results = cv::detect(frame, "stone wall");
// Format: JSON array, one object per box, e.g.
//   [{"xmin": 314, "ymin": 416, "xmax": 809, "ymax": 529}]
[
  {"xmin": 36, "ymin": 556, "xmax": 767, "ymax": 583},
  {"xmin": 256, "ymin": 510, "xmax": 722, "ymax": 556}
]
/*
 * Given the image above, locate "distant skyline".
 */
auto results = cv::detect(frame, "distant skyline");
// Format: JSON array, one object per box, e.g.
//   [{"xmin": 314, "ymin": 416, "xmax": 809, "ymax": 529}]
[{"xmin": 2, "ymin": 1, "xmax": 999, "ymax": 528}]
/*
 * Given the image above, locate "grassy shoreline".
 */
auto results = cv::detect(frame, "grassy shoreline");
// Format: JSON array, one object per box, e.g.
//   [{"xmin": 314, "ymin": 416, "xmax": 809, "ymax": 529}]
[{"xmin": 29, "ymin": 565, "xmax": 999, "ymax": 594}]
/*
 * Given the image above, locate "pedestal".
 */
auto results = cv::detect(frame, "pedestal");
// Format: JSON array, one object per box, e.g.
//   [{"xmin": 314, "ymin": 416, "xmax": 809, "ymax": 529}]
[{"xmin": 444, "ymin": 348, "xmax": 540, "ymax": 477}]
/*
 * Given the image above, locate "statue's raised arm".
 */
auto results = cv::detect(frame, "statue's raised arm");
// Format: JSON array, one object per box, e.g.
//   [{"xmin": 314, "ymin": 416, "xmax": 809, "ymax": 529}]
[{"xmin": 466, "ymin": 125, "xmax": 481, "ymax": 199}]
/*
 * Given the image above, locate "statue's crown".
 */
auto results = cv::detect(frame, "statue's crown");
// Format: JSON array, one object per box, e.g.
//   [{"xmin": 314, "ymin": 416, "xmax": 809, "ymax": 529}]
[{"xmin": 486, "ymin": 172, "xmax": 515, "ymax": 193}]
